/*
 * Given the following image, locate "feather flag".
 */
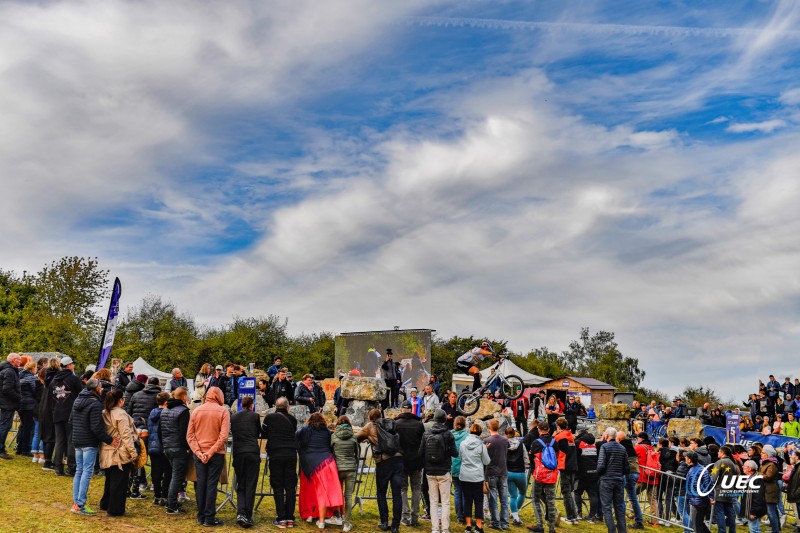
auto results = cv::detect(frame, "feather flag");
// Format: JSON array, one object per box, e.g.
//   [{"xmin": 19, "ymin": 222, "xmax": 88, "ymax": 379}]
[{"xmin": 96, "ymin": 277, "xmax": 121, "ymax": 370}]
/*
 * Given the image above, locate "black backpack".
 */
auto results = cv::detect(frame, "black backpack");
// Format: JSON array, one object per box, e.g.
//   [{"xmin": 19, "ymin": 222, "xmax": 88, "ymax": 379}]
[
  {"xmin": 375, "ymin": 418, "xmax": 401, "ymax": 456},
  {"xmin": 424, "ymin": 431, "xmax": 448, "ymax": 464}
]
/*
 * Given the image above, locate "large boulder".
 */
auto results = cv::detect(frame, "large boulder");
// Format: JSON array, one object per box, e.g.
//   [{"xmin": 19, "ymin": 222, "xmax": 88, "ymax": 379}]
[
  {"xmin": 383, "ymin": 408, "xmax": 401, "ymax": 420},
  {"xmin": 344, "ymin": 400, "xmax": 382, "ymax": 427},
  {"xmin": 321, "ymin": 402, "xmax": 338, "ymax": 427},
  {"xmin": 592, "ymin": 419, "xmax": 630, "ymax": 438},
  {"xmin": 340, "ymin": 376, "xmax": 387, "ymax": 401},
  {"xmin": 667, "ymin": 418, "xmax": 704, "ymax": 440},
  {"xmin": 472, "ymin": 400, "xmax": 502, "ymax": 421},
  {"xmin": 597, "ymin": 403, "xmax": 632, "ymax": 421}
]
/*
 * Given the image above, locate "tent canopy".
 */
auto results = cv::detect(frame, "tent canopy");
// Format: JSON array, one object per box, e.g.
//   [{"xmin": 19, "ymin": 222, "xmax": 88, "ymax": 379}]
[
  {"xmin": 132, "ymin": 357, "xmax": 172, "ymax": 380},
  {"xmin": 480, "ymin": 359, "xmax": 549, "ymax": 385}
]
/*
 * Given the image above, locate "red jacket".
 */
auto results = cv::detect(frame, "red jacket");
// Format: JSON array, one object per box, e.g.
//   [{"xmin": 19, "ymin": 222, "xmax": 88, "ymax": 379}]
[
  {"xmin": 553, "ymin": 429, "xmax": 574, "ymax": 471},
  {"xmin": 531, "ymin": 435, "xmax": 559, "ymax": 484},
  {"xmin": 634, "ymin": 442, "xmax": 651, "ymax": 469},
  {"xmin": 509, "ymin": 397, "xmax": 529, "ymax": 420}
]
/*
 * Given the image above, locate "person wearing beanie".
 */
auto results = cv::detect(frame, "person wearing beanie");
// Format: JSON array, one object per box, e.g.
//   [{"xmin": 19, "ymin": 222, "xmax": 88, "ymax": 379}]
[
  {"xmin": 419, "ymin": 409, "xmax": 457, "ymax": 533},
  {"xmin": 759, "ymin": 445, "xmax": 781, "ymax": 532}
]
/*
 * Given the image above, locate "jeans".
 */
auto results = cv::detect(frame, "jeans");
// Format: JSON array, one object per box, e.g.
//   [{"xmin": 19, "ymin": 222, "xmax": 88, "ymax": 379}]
[
  {"xmin": 625, "ymin": 472, "xmax": 643, "ymax": 525},
  {"xmin": 599, "ymin": 477, "xmax": 627, "ymax": 533},
  {"xmin": 747, "ymin": 517, "xmax": 762, "ymax": 533},
  {"xmin": 532, "ymin": 481, "xmax": 557, "ymax": 529},
  {"xmin": 376, "ymin": 457, "xmax": 404, "ymax": 527},
  {"xmin": 487, "ymin": 473, "xmax": 509, "ymax": 528},
  {"xmin": 427, "ymin": 473, "xmax": 452, "ymax": 532},
  {"xmin": 339, "ymin": 470, "xmax": 356, "ymax": 527},
  {"xmin": 270, "ymin": 455, "xmax": 298, "ymax": 522},
  {"xmin": 0, "ymin": 408, "xmax": 14, "ymax": 453},
  {"xmin": 32, "ymin": 419, "xmax": 43, "ymax": 453},
  {"xmin": 164, "ymin": 448, "xmax": 190, "ymax": 510},
  {"xmin": 401, "ymin": 467, "xmax": 423, "ymax": 522},
  {"xmin": 560, "ymin": 470, "xmax": 579, "ymax": 520},
  {"xmin": 507, "ymin": 471, "xmax": 527, "ymax": 514},
  {"xmin": 453, "ymin": 476, "xmax": 464, "ymax": 520},
  {"xmin": 713, "ymin": 501, "xmax": 736, "ymax": 533},
  {"xmin": 73, "ymin": 446, "xmax": 98, "ymax": 508},
  {"xmin": 676, "ymin": 494, "xmax": 691, "ymax": 532},
  {"xmin": 776, "ymin": 480, "xmax": 785, "ymax": 515},
  {"xmin": 16, "ymin": 410, "xmax": 34, "ymax": 454},
  {"xmin": 765, "ymin": 502, "xmax": 780, "ymax": 533},
  {"xmin": 194, "ymin": 453, "xmax": 224, "ymax": 525}
]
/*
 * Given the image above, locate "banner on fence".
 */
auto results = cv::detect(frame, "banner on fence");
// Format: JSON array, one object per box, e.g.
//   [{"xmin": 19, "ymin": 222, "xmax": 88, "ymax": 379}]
[{"xmin": 704, "ymin": 425, "xmax": 799, "ymax": 449}]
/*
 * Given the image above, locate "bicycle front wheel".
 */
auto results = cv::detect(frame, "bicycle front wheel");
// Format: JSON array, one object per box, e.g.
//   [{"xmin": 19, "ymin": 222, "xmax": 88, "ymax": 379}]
[
  {"xmin": 457, "ymin": 391, "xmax": 481, "ymax": 416},
  {"xmin": 500, "ymin": 374, "xmax": 525, "ymax": 400}
]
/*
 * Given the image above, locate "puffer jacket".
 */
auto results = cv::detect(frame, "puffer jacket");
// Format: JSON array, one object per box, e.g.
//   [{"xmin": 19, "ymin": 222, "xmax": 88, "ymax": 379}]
[
  {"xmin": 99, "ymin": 406, "xmax": 138, "ymax": 470},
  {"xmin": 459, "ymin": 433, "xmax": 490, "ymax": 482},
  {"xmin": 18, "ymin": 369, "xmax": 38, "ymax": 412},
  {"xmin": 70, "ymin": 388, "xmax": 113, "ymax": 448},
  {"xmin": 331, "ymin": 423, "xmax": 360, "ymax": 473},
  {"xmin": 159, "ymin": 398, "xmax": 190, "ymax": 451},
  {"xmin": 450, "ymin": 428, "xmax": 469, "ymax": 478},
  {"xmin": 0, "ymin": 361, "xmax": 21, "ymax": 410},
  {"xmin": 147, "ymin": 407, "xmax": 164, "ymax": 454},
  {"xmin": 123, "ymin": 379, "xmax": 144, "ymax": 407},
  {"xmin": 128, "ymin": 384, "xmax": 161, "ymax": 427}
]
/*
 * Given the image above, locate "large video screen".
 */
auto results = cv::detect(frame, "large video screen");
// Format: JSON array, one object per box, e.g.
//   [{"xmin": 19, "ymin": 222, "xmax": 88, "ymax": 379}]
[{"xmin": 335, "ymin": 329, "xmax": 433, "ymax": 393}]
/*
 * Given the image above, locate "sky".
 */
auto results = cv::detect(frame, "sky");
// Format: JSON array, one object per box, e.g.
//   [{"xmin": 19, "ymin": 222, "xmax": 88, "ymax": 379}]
[{"xmin": 2, "ymin": 0, "xmax": 800, "ymax": 400}]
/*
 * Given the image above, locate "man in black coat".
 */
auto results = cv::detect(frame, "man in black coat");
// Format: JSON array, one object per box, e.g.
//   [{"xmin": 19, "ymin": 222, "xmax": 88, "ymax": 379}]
[
  {"xmin": 395, "ymin": 400, "xmax": 426, "ymax": 526},
  {"xmin": 597, "ymin": 427, "xmax": 630, "ymax": 533},
  {"xmin": 381, "ymin": 349, "xmax": 400, "ymax": 409},
  {"xmin": 115, "ymin": 362, "xmax": 134, "ymax": 389},
  {"xmin": 49, "ymin": 356, "xmax": 83, "ymax": 475},
  {"xmin": 231, "ymin": 396, "xmax": 262, "ymax": 528},
  {"xmin": 268, "ymin": 368, "xmax": 294, "ymax": 407},
  {"xmin": 128, "ymin": 377, "xmax": 162, "ymax": 428},
  {"xmin": 160, "ymin": 387, "xmax": 192, "ymax": 514},
  {"xmin": 262, "ymin": 396, "xmax": 298, "ymax": 528},
  {"xmin": 70, "ymin": 378, "xmax": 119, "ymax": 513},
  {"xmin": 0, "ymin": 353, "xmax": 22, "ymax": 459},
  {"xmin": 294, "ymin": 374, "xmax": 318, "ymax": 413}
]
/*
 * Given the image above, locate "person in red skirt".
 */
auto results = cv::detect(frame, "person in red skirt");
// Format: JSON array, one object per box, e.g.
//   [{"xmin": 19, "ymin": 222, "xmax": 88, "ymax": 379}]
[{"xmin": 297, "ymin": 413, "xmax": 345, "ymax": 528}]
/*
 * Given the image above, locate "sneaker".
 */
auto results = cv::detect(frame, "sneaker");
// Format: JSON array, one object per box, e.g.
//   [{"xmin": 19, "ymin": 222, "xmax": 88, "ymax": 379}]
[
  {"xmin": 178, "ymin": 491, "xmax": 189, "ymax": 503},
  {"xmin": 32, "ymin": 456, "xmax": 38, "ymax": 463},
  {"xmin": 782, "ymin": 514, "xmax": 788, "ymax": 528},
  {"xmin": 527, "ymin": 526, "xmax": 544, "ymax": 532},
  {"xmin": 286, "ymin": 520, "xmax": 294, "ymax": 528},
  {"xmin": 80, "ymin": 505, "xmax": 97, "ymax": 516},
  {"xmin": 307, "ymin": 516, "xmax": 315, "ymax": 523},
  {"xmin": 378, "ymin": 523, "xmax": 391, "ymax": 531},
  {"xmin": 42, "ymin": 461, "xmax": 54, "ymax": 470},
  {"xmin": 630, "ymin": 523, "xmax": 645, "ymax": 530},
  {"xmin": 400, "ymin": 518, "xmax": 412, "ymax": 526},
  {"xmin": 38, "ymin": 457, "xmax": 46, "ymax": 464},
  {"xmin": 70, "ymin": 503, "xmax": 82, "ymax": 514},
  {"xmin": 420, "ymin": 514, "xmax": 431, "ymax": 521},
  {"xmin": 325, "ymin": 517, "xmax": 343, "ymax": 526},
  {"xmin": 166, "ymin": 506, "xmax": 185, "ymax": 514},
  {"xmin": 343, "ymin": 524, "xmax": 353, "ymax": 533},
  {"xmin": 129, "ymin": 493, "xmax": 147, "ymax": 500},
  {"xmin": 513, "ymin": 519, "xmax": 523, "ymax": 526},
  {"xmin": 316, "ymin": 521, "xmax": 325, "ymax": 529}
]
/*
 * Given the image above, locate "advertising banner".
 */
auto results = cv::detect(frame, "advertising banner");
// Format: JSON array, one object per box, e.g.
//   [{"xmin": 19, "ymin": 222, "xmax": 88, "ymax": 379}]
[
  {"xmin": 725, "ymin": 412, "xmax": 741, "ymax": 443},
  {"xmin": 237, "ymin": 376, "xmax": 256, "ymax": 412},
  {"xmin": 704, "ymin": 425, "xmax": 799, "ymax": 449}
]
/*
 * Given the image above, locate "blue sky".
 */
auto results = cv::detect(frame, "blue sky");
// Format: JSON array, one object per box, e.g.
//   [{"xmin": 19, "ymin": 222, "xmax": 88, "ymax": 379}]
[{"xmin": 2, "ymin": 0, "xmax": 800, "ymax": 399}]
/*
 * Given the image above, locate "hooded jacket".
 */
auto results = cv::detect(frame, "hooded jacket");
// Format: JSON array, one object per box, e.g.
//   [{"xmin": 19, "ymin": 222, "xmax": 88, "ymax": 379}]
[
  {"xmin": 459, "ymin": 433, "xmax": 490, "ymax": 482},
  {"xmin": 70, "ymin": 388, "xmax": 113, "ymax": 448},
  {"xmin": 50, "ymin": 368, "xmax": 83, "ymax": 423},
  {"xmin": 451, "ymin": 428, "xmax": 469, "ymax": 477},
  {"xmin": 187, "ymin": 387, "xmax": 230, "ymax": 457},
  {"xmin": 694, "ymin": 445, "xmax": 712, "ymax": 466},
  {"xmin": 331, "ymin": 423, "xmax": 360, "ymax": 473},
  {"xmin": 419, "ymin": 422, "xmax": 458, "ymax": 476},
  {"xmin": 395, "ymin": 411, "xmax": 425, "ymax": 471},
  {"xmin": 18, "ymin": 368, "xmax": 38, "ymax": 412},
  {"xmin": 553, "ymin": 428, "xmax": 578, "ymax": 472},
  {"xmin": 147, "ymin": 406, "xmax": 164, "ymax": 454},
  {"xmin": 128, "ymin": 383, "xmax": 162, "ymax": 427},
  {"xmin": 0, "ymin": 361, "xmax": 21, "ymax": 410},
  {"xmin": 123, "ymin": 379, "xmax": 144, "ymax": 407},
  {"xmin": 507, "ymin": 436, "xmax": 529, "ymax": 473},
  {"xmin": 159, "ymin": 397, "xmax": 190, "ymax": 451}
]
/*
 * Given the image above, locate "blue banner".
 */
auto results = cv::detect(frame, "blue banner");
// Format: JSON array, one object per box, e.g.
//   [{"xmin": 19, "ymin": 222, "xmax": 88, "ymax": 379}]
[
  {"xmin": 237, "ymin": 376, "xmax": 256, "ymax": 412},
  {"xmin": 96, "ymin": 277, "xmax": 121, "ymax": 370},
  {"xmin": 704, "ymin": 425, "xmax": 799, "ymax": 449}
]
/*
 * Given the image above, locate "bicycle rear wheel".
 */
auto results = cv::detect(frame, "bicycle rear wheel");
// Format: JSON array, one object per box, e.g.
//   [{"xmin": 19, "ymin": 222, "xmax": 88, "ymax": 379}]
[
  {"xmin": 500, "ymin": 375, "xmax": 525, "ymax": 400},
  {"xmin": 457, "ymin": 391, "xmax": 481, "ymax": 416}
]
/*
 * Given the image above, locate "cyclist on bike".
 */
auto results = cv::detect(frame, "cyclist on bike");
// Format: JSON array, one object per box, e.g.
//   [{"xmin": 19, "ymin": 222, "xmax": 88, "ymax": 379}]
[{"xmin": 456, "ymin": 341, "xmax": 498, "ymax": 393}]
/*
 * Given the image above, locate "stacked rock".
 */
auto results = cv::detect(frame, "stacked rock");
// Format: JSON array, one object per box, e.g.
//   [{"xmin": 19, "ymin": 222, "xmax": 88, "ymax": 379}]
[
  {"xmin": 340, "ymin": 376, "xmax": 387, "ymax": 427},
  {"xmin": 593, "ymin": 403, "xmax": 632, "ymax": 437}
]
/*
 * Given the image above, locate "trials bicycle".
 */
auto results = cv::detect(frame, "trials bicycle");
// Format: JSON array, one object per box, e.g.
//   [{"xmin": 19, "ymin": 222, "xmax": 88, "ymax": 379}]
[{"xmin": 456, "ymin": 354, "xmax": 524, "ymax": 416}]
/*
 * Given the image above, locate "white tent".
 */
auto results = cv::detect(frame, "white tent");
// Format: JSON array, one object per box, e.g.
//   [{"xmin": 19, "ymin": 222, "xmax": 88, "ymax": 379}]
[{"xmin": 132, "ymin": 357, "xmax": 173, "ymax": 381}]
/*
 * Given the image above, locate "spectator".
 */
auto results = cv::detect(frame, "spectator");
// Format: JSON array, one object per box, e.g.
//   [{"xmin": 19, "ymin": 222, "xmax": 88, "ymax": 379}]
[
  {"xmin": 296, "ymin": 412, "xmax": 344, "ymax": 527},
  {"xmin": 509, "ymin": 394, "xmax": 529, "ymax": 436},
  {"xmin": 741, "ymin": 459, "xmax": 767, "ymax": 532},
  {"xmin": 460, "ymin": 422, "xmax": 491, "ymax": 533},
  {"xmin": 262, "ymin": 396, "xmax": 299, "ymax": 528},
  {"xmin": 759, "ymin": 445, "xmax": 780, "ymax": 533},
  {"xmin": 697, "ymin": 402, "xmax": 712, "ymax": 425},
  {"xmin": 123, "ymin": 374, "xmax": 146, "ymax": 407},
  {"xmin": 69, "ymin": 378, "xmax": 118, "ymax": 515},
  {"xmin": 429, "ymin": 375, "xmax": 441, "ymax": 398},
  {"xmin": 420, "ymin": 409, "xmax": 458, "ymax": 533},
  {"xmin": 673, "ymin": 449, "xmax": 691, "ymax": 532},
  {"xmin": 531, "ymin": 390, "xmax": 547, "ymax": 423},
  {"xmin": 672, "ymin": 398, "xmax": 685, "ymax": 418},
  {"xmin": 128, "ymin": 376, "xmax": 162, "ymax": 428},
  {"xmin": 575, "ymin": 430, "xmax": 600, "ymax": 523},
  {"xmin": 224, "ymin": 395, "xmax": 259, "ymax": 528},
  {"xmin": 408, "ymin": 388, "xmax": 423, "ymax": 417},
  {"xmin": 442, "ymin": 391, "xmax": 459, "ymax": 430},
  {"xmin": 395, "ymin": 400, "xmax": 425, "ymax": 527},
  {"xmin": 50, "ymin": 356, "xmax": 83, "ymax": 476},
  {"xmin": 596, "ymin": 426, "xmax": 629, "ymax": 533},
  {"xmin": 312, "ymin": 378, "xmax": 326, "ymax": 413},
  {"xmin": 684, "ymin": 451, "xmax": 712, "ymax": 533},
  {"xmin": 169, "ymin": 368, "xmax": 187, "ymax": 392},
  {"xmin": 206, "ymin": 365, "xmax": 227, "ymax": 400},
  {"xmin": 451, "ymin": 416, "xmax": 469, "ymax": 525},
  {"xmin": 381, "ymin": 349, "xmax": 400, "ymax": 409},
  {"xmin": 192, "ymin": 363, "xmax": 212, "ymax": 406},
  {"xmin": 553, "ymin": 417, "xmax": 580, "ymax": 524},
  {"xmin": 545, "ymin": 394, "xmax": 561, "ymax": 431},
  {"xmin": 146, "ymin": 392, "xmax": 172, "ymax": 507},
  {"xmin": 332, "ymin": 373, "xmax": 346, "ymax": 416},
  {"xmin": 0, "ymin": 355, "xmax": 19, "ymax": 447},
  {"xmin": 505, "ymin": 426, "xmax": 528, "ymax": 527},
  {"xmin": 422, "ymin": 384, "xmax": 440, "ymax": 414},
  {"xmin": 656, "ymin": 438, "xmax": 678, "ymax": 522},
  {"xmin": 99, "ymin": 388, "xmax": 138, "ymax": 517},
  {"xmin": 91, "ymin": 368, "xmax": 114, "ymax": 398},
  {"xmin": 16, "ymin": 359, "xmax": 37, "ymax": 456},
  {"xmin": 160, "ymin": 386, "xmax": 191, "ymax": 514},
  {"xmin": 187, "ymin": 386, "xmax": 230, "ymax": 527},
  {"xmin": 483, "ymin": 418, "xmax": 510, "ymax": 530},
  {"xmin": 267, "ymin": 356, "xmax": 282, "ymax": 381},
  {"xmin": 115, "ymin": 362, "xmax": 134, "ymax": 389},
  {"xmin": 357, "ymin": 408, "xmax": 404, "ymax": 533},
  {"xmin": 617, "ymin": 431, "xmax": 644, "ymax": 529},
  {"xmin": 710, "ymin": 408, "xmax": 725, "ymax": 428},
  {"xmin": 711, "ymin": 445, "xmax": 739, "ymax": 533},
  {"xmin": 563, "ymin": 396, "xmax": 581, "ymax": 432},
  {"xmin": 269, "ymin": 367, "xmax": 295, "ymax": 407},
  {"xmin": 787, "ymin": 450, "xmax": 800, "ymax": 524},
  {"xmin": 295, "ymin": 374, "xmax": 318, "ymax": 413},
  {"xmin": 32, "ymin": 366, "xmax": 48, "ymax": 464},
  {"xmin": 784, "ymin": 412, "xmax": 800, "ymax": 436},
  {"xmin": 529, "ymin": 420, "xmax": 559, "ymax": 533},
  {"xmin": 39, "ymin": 357, "xmax": 61, "ymax": 470},
  {"xmin": 766, "ymin": 375, "xmax": 780, "ymax": 417},
  {"xmin": 330, "ymin": 415, "xmax": 359, "ymax": 532},
  {"xmin": 688, "ymin": 438, "xmax": 711, "ymax": 466},
  {"xmin": 784, "ymin": 377, "xmax": 796, "ymax": 402}
]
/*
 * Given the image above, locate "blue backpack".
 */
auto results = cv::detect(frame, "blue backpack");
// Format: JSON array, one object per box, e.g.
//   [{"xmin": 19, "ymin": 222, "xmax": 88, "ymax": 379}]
[{"xmin": 537, "ymin": 438, "xmax": 558, "ymax": 470}]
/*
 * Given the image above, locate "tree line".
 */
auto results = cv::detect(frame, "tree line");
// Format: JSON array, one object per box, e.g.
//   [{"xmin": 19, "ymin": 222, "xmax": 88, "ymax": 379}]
[{"xmin": 2, "ymin": 256, "xmax": 710, "ymax": 399}]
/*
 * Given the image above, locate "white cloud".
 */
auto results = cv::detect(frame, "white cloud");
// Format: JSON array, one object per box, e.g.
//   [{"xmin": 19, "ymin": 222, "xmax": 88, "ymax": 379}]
[
  {"xmin": 780, "ymin": 87, "xmax": 800, "ymax": 105},
  {"xmin": 726, "ymin": 119, "xmax": 787, "ymax": 133}
]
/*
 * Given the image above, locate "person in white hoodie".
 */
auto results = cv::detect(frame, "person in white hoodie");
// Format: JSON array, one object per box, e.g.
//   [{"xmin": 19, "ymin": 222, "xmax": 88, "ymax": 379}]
[{"xmin": 459, "ymin": 423, "xmax": 490, "ymax": 533}]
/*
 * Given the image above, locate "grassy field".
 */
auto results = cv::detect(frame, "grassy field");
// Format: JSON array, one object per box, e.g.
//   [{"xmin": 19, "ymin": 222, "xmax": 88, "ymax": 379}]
[{"xmin": 2, "ymin": 451, "xmax": 799, "ymax": 532}]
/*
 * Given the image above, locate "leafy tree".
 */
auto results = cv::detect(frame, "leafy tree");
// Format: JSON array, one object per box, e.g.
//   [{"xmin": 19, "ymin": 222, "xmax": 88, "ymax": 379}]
[
  {"xmin": 34, "ymin": 257, "xmax": 109, "ymax": 329},
  {"xmin": 515, "ymin": 347, "xmax": 570, "ymax": 379},
  {"xmin": 635, "ymin": 386, "xmax": 670, "ymax": 406},
  {"xmin": 681, "ymin": 385, "xmax": 720, "ymax": 408},
  {"xmin": 431, "ymin": 335, "xmax": 507, "ymax": 390},
  {"xmin": 198, "ymin": 315, "xmax": 290, "ymax": 371},
  {"xmin": 283, "ymin": 332, "xmax": 335, "ymax": 378},
  {"xmin": 563, "ymin": 327, "xmax": 645, "ymax": 391}
]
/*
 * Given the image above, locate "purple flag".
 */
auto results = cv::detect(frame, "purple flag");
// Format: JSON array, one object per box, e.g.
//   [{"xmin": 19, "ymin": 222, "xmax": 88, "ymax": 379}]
[{"xmin": 97, "ymin": 277, "xmax": 121, "ymax": 370}]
